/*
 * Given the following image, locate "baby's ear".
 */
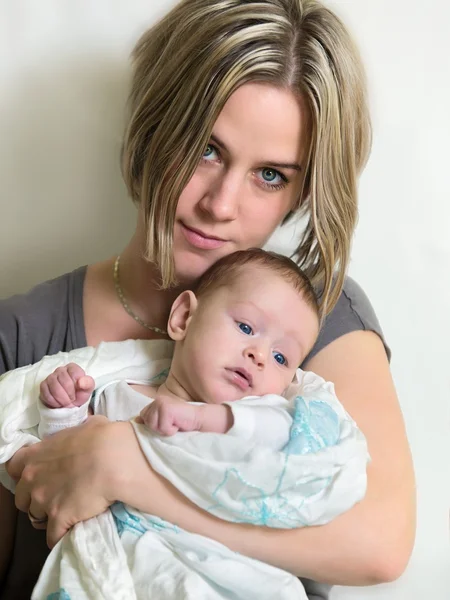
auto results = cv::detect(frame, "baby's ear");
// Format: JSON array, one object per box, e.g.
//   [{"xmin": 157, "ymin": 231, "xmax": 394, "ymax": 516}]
[{"xmin": 167, "ymin": 290, "xmax": 198, "ymax": 341}]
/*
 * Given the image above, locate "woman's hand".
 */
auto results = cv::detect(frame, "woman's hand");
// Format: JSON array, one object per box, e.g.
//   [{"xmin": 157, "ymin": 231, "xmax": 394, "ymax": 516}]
[
  {"xmin": 6, "ymin": 416, "xmax": 131, "ymax": 548},
  {"xmin": 5, "ymin": 414, "xmax": 212, "ymax": 550}
]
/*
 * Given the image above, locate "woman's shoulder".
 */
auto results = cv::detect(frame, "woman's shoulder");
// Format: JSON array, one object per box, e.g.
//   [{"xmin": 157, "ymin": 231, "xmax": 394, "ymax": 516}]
[
  {"xmin": 302, "ymin": 276, "xmax": 390, "ymax": 366},
  {"xmin": 0, "ymin": 266, "xmax": 87, "ymax": 373}
]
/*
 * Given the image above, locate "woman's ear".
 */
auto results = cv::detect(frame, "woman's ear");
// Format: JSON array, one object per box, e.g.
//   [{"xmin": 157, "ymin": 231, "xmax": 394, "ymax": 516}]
[{"xmin": 167, "ymin": 290, "xmax": 198, "ymax": 341}]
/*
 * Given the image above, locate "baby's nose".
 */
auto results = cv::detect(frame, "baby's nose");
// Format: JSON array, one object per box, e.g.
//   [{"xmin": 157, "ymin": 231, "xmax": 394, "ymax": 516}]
[{"xmin": 244, "ymin": 346, "xmax": 266, "ymax": 368}]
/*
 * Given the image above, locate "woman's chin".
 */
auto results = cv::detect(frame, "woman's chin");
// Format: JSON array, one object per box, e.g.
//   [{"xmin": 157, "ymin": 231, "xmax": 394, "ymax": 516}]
[{"xmin": 174, "ymin": 252, "xmax": 221, "ymax": 285}]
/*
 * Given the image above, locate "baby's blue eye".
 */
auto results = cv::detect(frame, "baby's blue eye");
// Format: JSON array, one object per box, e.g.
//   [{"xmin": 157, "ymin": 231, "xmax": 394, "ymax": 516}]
[
  {"xmin": 238, "ymin": 322, "xmax": 253, "ymax": 335},
  {"xmin": 273, "ymin": 352, "xmax": 287, "ymax": 366}
]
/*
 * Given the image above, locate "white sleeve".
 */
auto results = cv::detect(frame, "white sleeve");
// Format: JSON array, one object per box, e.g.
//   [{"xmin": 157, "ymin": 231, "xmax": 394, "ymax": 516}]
[
  {"xmin": 225, "ymin": 395, "xmax": 293, "ymax": 450},
  {"xmin": 37, "ymin": 399, "xmax": 90, "ymax": 438},
  {"xmin": 0, "ymin": 339, "xmax": 173, "ymax": 492}
]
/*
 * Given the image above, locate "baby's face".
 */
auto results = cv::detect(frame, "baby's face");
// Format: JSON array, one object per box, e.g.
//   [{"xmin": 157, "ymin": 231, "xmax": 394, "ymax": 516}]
[{"xmin": 176, "ymin": 267, "xmax": 319, "ymax": 404}]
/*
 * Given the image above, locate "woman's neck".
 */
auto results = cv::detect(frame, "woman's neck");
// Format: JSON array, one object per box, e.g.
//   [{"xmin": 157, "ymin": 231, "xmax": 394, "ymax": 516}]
[{"xmin": 117, "ymin": 231, "xmax": 183, "ymax": 333}]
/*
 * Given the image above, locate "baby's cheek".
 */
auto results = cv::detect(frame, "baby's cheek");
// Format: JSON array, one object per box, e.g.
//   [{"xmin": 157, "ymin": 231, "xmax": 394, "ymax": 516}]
[{"xmin": 210, "ymin": 382, "xmax": 239, "ymax": 405}]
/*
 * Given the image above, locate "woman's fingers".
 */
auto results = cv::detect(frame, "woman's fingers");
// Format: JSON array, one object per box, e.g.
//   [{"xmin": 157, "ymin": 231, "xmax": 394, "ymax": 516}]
[
  {"xmin": 13, "ymin": 455, "xmax": 48, "ymax": 528},
  {"xmin": 27, "ymin": 503, "xmax": 48, "ymax": 530},
  {"xmin": 13, "ymin": 474, "xmax": 32, "ymax": 513},
  {"xmin": 5, "ymin": 444, "xmax": 34, "ymax": 481},
  {"xmin": 7, "ymin": 418, "xmax": 143, "ymax": 549},
  {"xmin": 8, "ymin": 417, "xmax": 117, "ymax": 549},
  {"xmin": 46, "ymin": 512, "xmax": 73, "ymax": 549}
]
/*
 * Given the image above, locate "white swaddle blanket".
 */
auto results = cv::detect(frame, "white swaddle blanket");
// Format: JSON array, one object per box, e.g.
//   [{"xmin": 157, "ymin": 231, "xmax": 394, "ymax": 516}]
[{"xmin": 0, "ymin": 339, "xmax": 369, "ymax": 600}]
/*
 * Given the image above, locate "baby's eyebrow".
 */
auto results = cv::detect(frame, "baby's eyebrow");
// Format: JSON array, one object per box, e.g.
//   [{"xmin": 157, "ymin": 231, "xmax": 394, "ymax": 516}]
[
  {"xmin": 232, "ymin": 300, "xmax": 262, "ymax": 314},
  {"xmin": 282, "ymin": 332, "xmax": 304, "ymax": 356}
]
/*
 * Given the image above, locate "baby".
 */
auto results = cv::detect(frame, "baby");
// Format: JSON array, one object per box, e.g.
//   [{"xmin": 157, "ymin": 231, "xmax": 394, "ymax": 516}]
[
  {"xmin": 0, "ymin": 249, "xmax": 368, "ymax": 600},
  {"xmin": 38, "ymin": 248, "xmax": 320, "ymax": 440}
]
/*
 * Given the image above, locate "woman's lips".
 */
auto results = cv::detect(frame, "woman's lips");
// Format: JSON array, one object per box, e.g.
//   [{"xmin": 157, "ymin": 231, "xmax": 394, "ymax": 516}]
[{"xmin": 180, "ymin": 223, "xmax": 228, "ymax": 250}]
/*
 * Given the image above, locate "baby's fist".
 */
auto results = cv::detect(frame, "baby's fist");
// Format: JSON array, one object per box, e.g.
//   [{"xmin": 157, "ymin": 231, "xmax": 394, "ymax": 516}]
[
  {"xmin": 139, "ymin": 396, "xmax": 200, "ymax": 436},
  {"xmin": 40, "ymin": 363, "xmax": 95, "ymax": 409}
]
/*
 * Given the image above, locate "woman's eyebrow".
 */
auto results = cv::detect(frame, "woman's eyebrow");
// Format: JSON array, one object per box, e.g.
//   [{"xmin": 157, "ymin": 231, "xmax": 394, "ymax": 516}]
[
  {"xmin": 210, "ymin": 133, "xmax": 227, "ymax": 151},
  {"xmin": 266, "ymin": 161, "xmax": 302, "ymax": 172},
  {"xmin": 210, "ymin": 133, "xmax": 302, "ymax": 172}
]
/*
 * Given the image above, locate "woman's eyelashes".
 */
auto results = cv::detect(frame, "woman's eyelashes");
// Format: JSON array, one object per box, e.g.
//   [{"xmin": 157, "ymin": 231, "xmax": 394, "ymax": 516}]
[
  {"xmin": 254, "ymin": 168, "xmax": 288, "ymax": 191},
  {"xmin": 201, "ymin": 143, "xmax": 289, "ymax": 191},
  {"xmin": 202, "ymin": 143, "xmax": 219, "ymax": 163}
]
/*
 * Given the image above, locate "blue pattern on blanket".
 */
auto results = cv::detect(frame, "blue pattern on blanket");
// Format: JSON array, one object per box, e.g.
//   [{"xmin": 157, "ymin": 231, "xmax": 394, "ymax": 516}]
[
  {"xmin": 111, "ymin": 502, "xmax": 180, "ymax": 537},
  {"xmin": 208, "ymin": 396, "xmax": 340, "ymax": 528},
  {"xmin": 46, "ymin": 589, "xmax": 71, "ymax": 600},
  {"xmin": 149, "ymin": 367, "xmax": 170, "ymax": 385},
  {"xmin": 283, "ymin": 396, "xmax": 340, "ymax": 455}
]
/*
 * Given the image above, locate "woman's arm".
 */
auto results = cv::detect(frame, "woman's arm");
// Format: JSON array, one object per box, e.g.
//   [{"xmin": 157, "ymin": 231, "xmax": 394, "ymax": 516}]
[
  {"xmin": 8, "ymin": 331, "xmax": 415, "ymax": 584},
  {"xmin": 299, "ymin": 330, "xmax": 416, "ymax": 583}
]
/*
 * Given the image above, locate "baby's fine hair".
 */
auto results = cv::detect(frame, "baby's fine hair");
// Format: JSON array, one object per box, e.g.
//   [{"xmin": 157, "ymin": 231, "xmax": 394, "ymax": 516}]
[
  {"xmin": 194, "ymin": 248, "xmax": 319, "ymax": 318},
  {"xmin": 121, "ymin": 0, "xmax": 371, "ymax": 315}
]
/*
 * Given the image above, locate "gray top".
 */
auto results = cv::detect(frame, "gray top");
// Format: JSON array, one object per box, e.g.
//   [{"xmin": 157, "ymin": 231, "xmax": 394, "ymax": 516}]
[{"xmin": 0, "ymin": 266, "xmax": 389, "ymax": 599}]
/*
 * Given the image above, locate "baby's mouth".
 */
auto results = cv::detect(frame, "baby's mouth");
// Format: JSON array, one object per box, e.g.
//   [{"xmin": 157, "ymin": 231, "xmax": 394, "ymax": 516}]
[{"xmin": 226, "ymin": 367, "xmax": 253, "ymax": 391}]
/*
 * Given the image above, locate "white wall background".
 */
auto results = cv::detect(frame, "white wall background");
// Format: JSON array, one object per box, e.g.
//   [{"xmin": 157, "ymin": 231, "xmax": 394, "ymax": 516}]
[{"xmin": 0, "ymin": 1, "xmax": 449, "ymax": 597}]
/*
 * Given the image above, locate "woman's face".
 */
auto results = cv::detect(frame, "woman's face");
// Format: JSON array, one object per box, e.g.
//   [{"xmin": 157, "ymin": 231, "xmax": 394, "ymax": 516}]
[{"xmin": 173, "ymin": 82, "xmax": 310, "ymax": 284}]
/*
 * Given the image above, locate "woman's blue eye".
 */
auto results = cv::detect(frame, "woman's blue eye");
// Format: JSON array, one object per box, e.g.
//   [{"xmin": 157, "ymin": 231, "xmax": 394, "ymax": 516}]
[
  {"xmin": 238, "ymin": 322, "xmax": 253, "ymax": 335},
  {"xmin": 273, "ymin": 352, "xmax": 287, "ymax": 366},
  {"xmin": 256, "ymin": 168, "xmax": 287, "ymax": 190},
  {"xmin": 261, "ymin": 168, "xmax": 278, "ymax": 182},
  {"xmin": 202, "ymin": 144, "xmax": 218, "ymax": 161}
]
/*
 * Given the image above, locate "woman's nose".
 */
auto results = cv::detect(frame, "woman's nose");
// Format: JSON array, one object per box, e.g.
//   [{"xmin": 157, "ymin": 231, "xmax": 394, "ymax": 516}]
[
  {"xmin": 198, "ymin": 171, "xmax": 241, "ymax": 222},
  {"xmin": 244, "ymin": 345, "xmax": 266, "ymax": 369}
]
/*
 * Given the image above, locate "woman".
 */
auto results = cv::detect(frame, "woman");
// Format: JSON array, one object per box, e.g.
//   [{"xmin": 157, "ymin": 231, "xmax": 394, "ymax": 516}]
[{"xmin": 0, "ymin": 0, "xmax": 415, "ymax": 598}]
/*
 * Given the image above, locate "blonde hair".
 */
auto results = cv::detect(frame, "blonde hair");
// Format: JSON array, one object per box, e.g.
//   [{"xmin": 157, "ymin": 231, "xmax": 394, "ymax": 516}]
[
  {"xmin": 195, "ymin": 248, "xmax": 319, "ymax": 318},
  {"xmin": 121, "ymin": 0, "xmax": 371, "ymax": 315}
]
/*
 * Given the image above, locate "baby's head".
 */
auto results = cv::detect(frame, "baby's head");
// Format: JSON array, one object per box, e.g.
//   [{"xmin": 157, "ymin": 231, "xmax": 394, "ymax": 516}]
[{"xmin": 166, "ymin": 249, "xmax": 320, "ymax": 404}]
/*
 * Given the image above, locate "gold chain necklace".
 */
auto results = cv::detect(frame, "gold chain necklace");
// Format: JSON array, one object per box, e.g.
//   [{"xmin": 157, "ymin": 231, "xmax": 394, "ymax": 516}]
[{"xmin": 113, "ymin": 255, "xmax": 168, "ymax": 335}]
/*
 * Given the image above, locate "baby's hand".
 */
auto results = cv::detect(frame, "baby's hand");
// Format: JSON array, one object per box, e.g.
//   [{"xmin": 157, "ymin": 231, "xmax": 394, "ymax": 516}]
[
  {"xmin": 40, "ymin": 363, "xmax": 95, "ymax": 409},
  {"xmin": 138, "ymin": 395, "xmax": 200, "ymax": 436}
]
